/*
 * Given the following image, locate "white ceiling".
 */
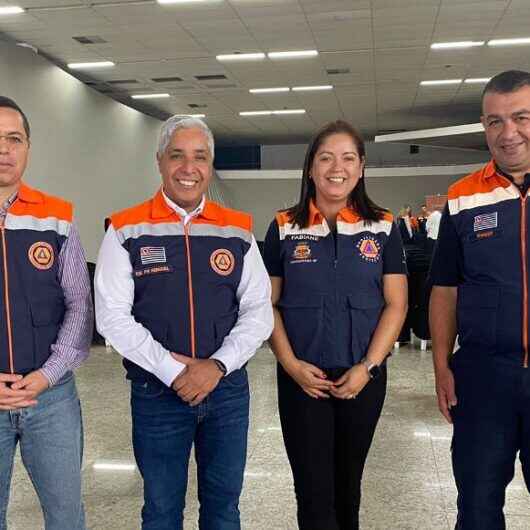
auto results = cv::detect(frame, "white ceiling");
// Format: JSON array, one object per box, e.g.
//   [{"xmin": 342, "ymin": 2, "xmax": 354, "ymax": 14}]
[{"xmin": 1, "ymin": 0, "xmax": 530, "ymax": 146}]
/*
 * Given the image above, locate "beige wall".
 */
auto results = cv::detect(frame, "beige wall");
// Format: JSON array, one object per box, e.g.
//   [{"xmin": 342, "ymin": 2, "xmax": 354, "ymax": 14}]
[{"xmin": 1, "ymin": 41, "xmax": 162, "ymax": 261}]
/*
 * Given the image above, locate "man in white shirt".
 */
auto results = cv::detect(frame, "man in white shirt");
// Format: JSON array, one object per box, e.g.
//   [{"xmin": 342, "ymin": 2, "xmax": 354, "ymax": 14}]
[
  {"xmin": 94, "ymin": 116, "xmax": 273, "ymax": 530},
  {"xmin": 426, "ymin": 208, "xmax": 442, "ymax": 241}
]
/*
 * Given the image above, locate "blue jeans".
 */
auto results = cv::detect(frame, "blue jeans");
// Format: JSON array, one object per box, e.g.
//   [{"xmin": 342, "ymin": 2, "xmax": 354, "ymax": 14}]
[
  {"xmin": 0, "ymin": 372, "xmax": 85, "ymax": 530},
  {"xmin": 450, "ymin": 357, "xmax": 530, "ymax": 530},
  {"xmin": 131, "ymin": 368, "xmax": 250, "ymax": 530}
]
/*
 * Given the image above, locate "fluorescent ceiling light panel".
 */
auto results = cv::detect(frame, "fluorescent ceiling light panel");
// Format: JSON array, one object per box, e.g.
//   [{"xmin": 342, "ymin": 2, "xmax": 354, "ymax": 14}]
[
  {"xmin": 273, "ymin": 109, "xmax": 306, "ymax": 115},
  {"xmin": 292, "ymin": 85, "xmax": 333, "ymax": 91},
  {"xmin": 488, "ymin": 37, "xmax": 530, "ymax": 46},
  {"xmin": 268, "ymin": 50, "xmax": 318, "ymax": 59},
  {"xmin": 464, "ymin": 78, "xmax": 491, "ymax": 84},
  {"xmin": 131, "ymin": 93, "xmax": 170, "ymax": 99},
  {"xmin": 240, "ymin": 111, "xmax": 273, "ymax": 116},
  {"xmin": 157, "ymin": 0, "xmax": 209, "ymax": 4},
  {"xmin": 420, "ymin": 79, "xmax": 462, "ymax": 86},
  {"xmin": 0, "ymin": 6, "xmax": 24, "ymax": 14},
  {"xmin": 68, "ymin": 61, "xmax": 115, "ymax": 69},
  {"xmin": 189, "ymin": 114, "xmax": 206, "ymax": 118},
  {"xmin": 216, "ymin": 53, "xmax": 265, "ymax": 61},
  {"xmin": 249, "ymin": 87, "xmax": 290, "ymax": 94},
  {"xmin": 431, "ymin": 41, "xmax": 484, "ymax": 49}
]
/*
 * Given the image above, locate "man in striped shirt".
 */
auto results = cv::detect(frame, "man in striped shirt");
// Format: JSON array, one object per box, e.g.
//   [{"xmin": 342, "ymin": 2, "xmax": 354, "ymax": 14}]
[{"xmin": 0, "ymin": 96, "xmax": 92, "ymax": 530}]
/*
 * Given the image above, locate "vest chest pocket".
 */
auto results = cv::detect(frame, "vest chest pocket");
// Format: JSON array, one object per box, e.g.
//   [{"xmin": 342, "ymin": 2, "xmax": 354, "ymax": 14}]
[
  {"xmin": 30, "ymin": 300, "xmax": 64, "ymax": 367},
  {"xmin": 347, "ymin": 293, "xmax": 384, "ymax": 362},
  {"xmin": 277, "ymin": 295, "xmax": 323, "ymax": 362},
  {"xmin": 214, "ymin": 309, "xmax": 238, "ymax": 350},
  {"xmin": 456, "ymin": 285, "xmax": 499, "ymax": 354}
]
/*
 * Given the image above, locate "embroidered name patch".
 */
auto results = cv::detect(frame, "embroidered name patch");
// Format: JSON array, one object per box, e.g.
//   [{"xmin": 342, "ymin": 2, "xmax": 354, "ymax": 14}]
[
  {"xmin": 28, "ymin": 242, "xmax": 54, "ymax": 270},
  {"xmin": 474, "ymin": 212, "xmax": 497, "ymax": 232},
  {"xmin": 210, "ymin": 249, "xmax": 235, "ymax": 276},
  {"xmin": 135, "ymin": 265, "xmax": 171, "ymax": 277},
  {"xmin": 357, "ymin": 237, "xmax": 381, "ymax": 263},
  {"xmin": 140, "ymin": 246, "xmax": 166, "ymax": 265}
]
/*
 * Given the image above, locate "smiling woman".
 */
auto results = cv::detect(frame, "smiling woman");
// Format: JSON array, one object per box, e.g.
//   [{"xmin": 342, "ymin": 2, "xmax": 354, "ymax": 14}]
[{"xmin": 263, "ymin": 120, "xmax": 408, "ymax": 530}]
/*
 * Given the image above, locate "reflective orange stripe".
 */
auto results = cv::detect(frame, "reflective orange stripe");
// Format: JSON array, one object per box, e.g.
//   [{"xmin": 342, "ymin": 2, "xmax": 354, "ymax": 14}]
[
  {"xmin": 184, "ymin": 223, "xmax": 196, "ymax": 358},
  {"xmin": 1, "ymin": 227, "xmax": 14, "ymax": 373}
]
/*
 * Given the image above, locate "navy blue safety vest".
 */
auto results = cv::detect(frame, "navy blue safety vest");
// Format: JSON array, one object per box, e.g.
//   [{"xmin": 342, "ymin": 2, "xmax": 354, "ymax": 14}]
[
  {"xmin": 0, "ymin": 183, "xmax": 70, "ymax": 374},
  {"xmin": 111, "ymin": 191, "xmax": 252, "ymax": 381},
  {"xmin": 276, "ymin": 202, "xmax": 395, "ymax": 369},
  {"xmin": 447, "ymin": 160, "xmax": 530, "ymax": 367}
]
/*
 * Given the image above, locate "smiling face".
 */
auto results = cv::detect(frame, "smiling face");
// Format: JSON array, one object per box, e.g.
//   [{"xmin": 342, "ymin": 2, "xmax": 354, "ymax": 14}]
[
  {"xmin": 0, "ymin": 107, "xmax": 29, "ymax": 194},
  {"xmin": 482, "ymin": 85, "xmax": 530, "ymax": 178},
  {"xmin": 157, "ymin": 126, "xmax": 213, "ymax": 212},
  {"xmin": 310, "ymin": 132, "xmax": 364, "ymax": 210}
]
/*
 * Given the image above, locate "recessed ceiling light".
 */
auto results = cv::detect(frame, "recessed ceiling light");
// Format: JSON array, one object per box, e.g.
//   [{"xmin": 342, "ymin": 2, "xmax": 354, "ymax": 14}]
[
  {"xmin": 240, "ymin": 111, "xmax": 273, "ymax": 116},
  {"xmin": 488, "ymin": 37, "xmax": 530, "ymax": 46},
  {"xmin": 273, "ymin": 109, "xmax": 306, "ymax": 115},
  {"xmin": 157, "ymin": 0, "xmax": 209, "ymax": 4},
  {"xmin": 249, "ymin": 87, "xmax": 290, "ymax": 94},
  {"xmin": 292, "ymin": 85, "xmax": 333, "ymax": 91},
  {"xmin": 0, "ymin": 6, "xmax": 25, "ymax": 15},
  {"xmin": 431, "ymin": 41, "xmax": 484, "ymax": 49},
  {"xmin": 268, "ymin": 50, "xmax": 318, "ymax": 59},
  {"xmin": 420, "ymin": 79, "xmax": 462, "ymax": 86},
  {"xmin": 464, "ymin": 78, "xmax": 491, "ymax": 84},
  {"xmin": 67, "ymin": 61, "xmax": 115, "ymax": 70},
  {"xmin": 216, "ymin": 53, "xmax": 266, "ymax": 61},
  {"xmin": 131, "ymin": 93, "xmax": 171, "ymax": 99}
]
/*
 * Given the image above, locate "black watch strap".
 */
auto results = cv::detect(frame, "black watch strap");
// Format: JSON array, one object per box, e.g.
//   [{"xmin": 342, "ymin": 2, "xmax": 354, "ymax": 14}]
[{"xmin": 213, "ymin": 359, "xmax": 227, "ymax": 376}]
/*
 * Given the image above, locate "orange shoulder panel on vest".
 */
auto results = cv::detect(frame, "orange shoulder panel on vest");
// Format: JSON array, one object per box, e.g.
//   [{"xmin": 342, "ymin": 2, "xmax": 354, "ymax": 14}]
[
  {"xmin": 111, "ymin": 198, "xmax": 158, "ymax": 230},
  {"xmin": 448, "ymin": 165, "xmax": 509, "ymax": 201},
  {"xmin": 275, "ymin": 211, "xmax": 291, "ymax": 228},
  {"xmin": 381, "ymin": 211, "xmax": 394, "ymax": 224},
  {"xmin": 12, "ymin": 185, "xmax": 73, "ymax": 222},
  {"xmin": 207, "ymin": 202, "xmax": 253, "ymax": 232}
]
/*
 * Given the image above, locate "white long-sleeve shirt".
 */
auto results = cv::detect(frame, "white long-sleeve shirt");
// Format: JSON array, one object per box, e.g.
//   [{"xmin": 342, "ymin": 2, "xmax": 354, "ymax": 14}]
[
  {"xmin": 426, "ymin": 210, "xmax": 442, "ymax": 240},
  {"xmin": 94, "ymin": 193, "xmax": 273, "ymax": 387}
]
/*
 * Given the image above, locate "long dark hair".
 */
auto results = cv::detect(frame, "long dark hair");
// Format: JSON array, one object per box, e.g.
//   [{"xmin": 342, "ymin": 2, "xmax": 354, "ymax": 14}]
[{"xmin": 286, "ymin": 120, "xmax": 387, "ymax": 228}]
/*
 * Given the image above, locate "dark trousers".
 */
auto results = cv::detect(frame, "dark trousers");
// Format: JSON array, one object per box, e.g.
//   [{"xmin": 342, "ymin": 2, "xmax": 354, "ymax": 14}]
[
  {"xmin": 277, "ymin": 364, "xmax": 387, "ymax": 530},
  {"xmin": 450, "ymin": 357, "xmax": 530, "ymax": 530}
]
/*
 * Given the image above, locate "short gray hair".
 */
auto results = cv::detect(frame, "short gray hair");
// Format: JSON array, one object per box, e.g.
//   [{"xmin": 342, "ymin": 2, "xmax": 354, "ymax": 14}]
[{"xmin": 157, "ymin": 115, "xmax": 215, "ymax": 158}]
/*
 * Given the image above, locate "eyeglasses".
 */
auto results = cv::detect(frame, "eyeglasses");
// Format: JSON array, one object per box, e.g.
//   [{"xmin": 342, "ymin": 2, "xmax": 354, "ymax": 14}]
[{"xmin": 0, "ymin": 134, "xmax": 28, "ymax": 149}]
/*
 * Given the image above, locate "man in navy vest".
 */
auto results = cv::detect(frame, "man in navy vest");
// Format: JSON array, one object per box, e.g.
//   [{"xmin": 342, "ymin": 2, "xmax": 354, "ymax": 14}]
[
  {"xmin": 95, "ymin": 115, "xmax": 273, "ymax": 530},
  {"xmin": 0, "ymin": 97, "xmax": 92, "ymax": 529},
  {"xmin": 430, "ymin": 70, "xmax": 530, "ymax": 529}
]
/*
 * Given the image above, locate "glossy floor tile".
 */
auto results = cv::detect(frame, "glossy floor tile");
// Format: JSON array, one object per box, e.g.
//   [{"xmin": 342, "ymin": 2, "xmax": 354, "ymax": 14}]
[{"xmin": 5, "ymin": 344, "xmax": 530, "ymax": 529}]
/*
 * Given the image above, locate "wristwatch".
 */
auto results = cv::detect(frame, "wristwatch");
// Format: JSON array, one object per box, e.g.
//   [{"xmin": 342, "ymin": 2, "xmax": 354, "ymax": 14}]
[
  {"xmin": 360, "ymin": 357, "xmax": 382, "ymax": 380},
  {"xmin": 213, "ymin": 359, "xmax": 227, "ymax": 376}
]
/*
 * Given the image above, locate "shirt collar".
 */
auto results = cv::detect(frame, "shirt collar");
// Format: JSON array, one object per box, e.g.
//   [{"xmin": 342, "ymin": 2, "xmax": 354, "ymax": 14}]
[
  {"xmin": 308, "ymin": 198, "xmax": 359, "ymax": 225},
  {"xmin": 161, "ymin": 189, "xmax": 205, "ymax": 219},
  {"xmin": 482, "ymin": 159, "xmax": 530, "ymax": 183}
]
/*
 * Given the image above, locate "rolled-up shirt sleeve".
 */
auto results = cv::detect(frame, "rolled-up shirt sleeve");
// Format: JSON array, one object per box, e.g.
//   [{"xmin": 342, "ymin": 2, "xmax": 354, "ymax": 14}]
[
  {"xmin": 94, "ymin": 225, "xmax": 186, "ymax": 387},
  {"xmin": 211, "ymin": 235, "xmax": 274, "ymax": 374},
  {"xmin": 40, "ymin": 223, "xmax": 93, "ymax": 386}
]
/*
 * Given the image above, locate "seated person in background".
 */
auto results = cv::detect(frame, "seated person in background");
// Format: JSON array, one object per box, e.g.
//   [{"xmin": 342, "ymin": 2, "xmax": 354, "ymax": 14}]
[{"xmin": 397, "ymin": 205, "xmax": 417, "ymax": 244}]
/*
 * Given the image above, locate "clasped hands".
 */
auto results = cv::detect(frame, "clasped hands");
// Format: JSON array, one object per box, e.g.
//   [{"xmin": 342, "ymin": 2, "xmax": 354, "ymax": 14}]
[
  {"xmin": 288, "ymin": 360, "xmax": 371, "ymax": 400},
  {"xmin": 170, "ymin": 353, "xmax": 224, "ymax": 406},
  {"xmin": 0, "ymin": 371, "xmax": 50, "ymax": 411}
]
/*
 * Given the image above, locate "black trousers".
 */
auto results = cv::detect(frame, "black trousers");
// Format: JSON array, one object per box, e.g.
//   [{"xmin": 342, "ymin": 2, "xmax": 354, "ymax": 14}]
[{"xmin": 277, "ymin": 364, "xmax": 387, "ymax": 530}]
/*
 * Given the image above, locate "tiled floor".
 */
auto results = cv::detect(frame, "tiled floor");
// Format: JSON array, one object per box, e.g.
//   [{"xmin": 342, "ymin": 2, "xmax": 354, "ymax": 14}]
[{"xmin": 6, "ymin": 344, "xmax": 530, "ymax": 529}]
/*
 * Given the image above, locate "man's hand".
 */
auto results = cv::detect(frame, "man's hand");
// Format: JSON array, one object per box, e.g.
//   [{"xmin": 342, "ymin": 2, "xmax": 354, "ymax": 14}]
[
  {"xmin": 435, "ymin": 367, "xmax": 457, "ymax": 423},
  {"xmin": 170, "ymin": 353, "xmax": 223, "ymax": 406},
  {"xmin": 0, "ymin": 373, "xmax": 39, "ymax": 410},
  {"xmin": 330, "ymin": 364, "xmax": 370, "ymax": 400},
  {"xmin": 286, "ymin": 359, "xmax": 335, "ymax": 399},
  {"xmin": 10, "ymin": 370, "xmax": 50, "ymax": 402}
]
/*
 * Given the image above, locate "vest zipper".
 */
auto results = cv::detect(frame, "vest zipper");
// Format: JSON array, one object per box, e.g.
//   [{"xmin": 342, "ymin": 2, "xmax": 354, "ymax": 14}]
[
  {"xmin": 183, "ymin": 222, "xmax": 197, "ymax": 358},
  {"xmin": 521, "ymin": 195, "xmax": 529, "ymax": 368},
  {"xmin": 0, "ymin": 225, "xmax": 15, "ymax": 373}
]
